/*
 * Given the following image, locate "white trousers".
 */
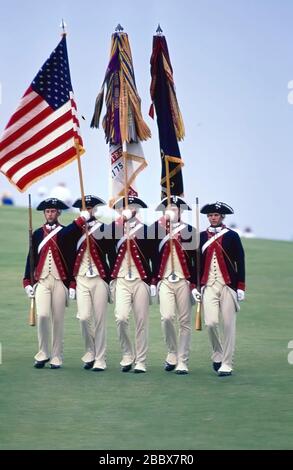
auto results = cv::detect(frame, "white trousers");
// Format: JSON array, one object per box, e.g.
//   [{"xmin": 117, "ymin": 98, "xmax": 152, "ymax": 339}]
[
  {"xmin": 159, "ymin": 279, "xmax": 192, "ymax": 365},
  {"xmin": 34, "ymin": 275, "xmax": 67, "ymax": 365},
  {"xmin": 76, "ymin": 275, "xmax": 108, "ymax": 366},
  {"xmin": 203, "ymin": 282, "xmax": 237, "ymax": 369},
  {"xmin": 113, "ymin": 278, "xmax": 149, "ymax": 365}
]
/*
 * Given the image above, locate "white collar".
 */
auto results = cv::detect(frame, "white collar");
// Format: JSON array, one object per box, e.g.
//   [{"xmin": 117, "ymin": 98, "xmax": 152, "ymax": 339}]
[
  {"xmin": 208, "ymin": 225, "xmax": 224, "ymax": 234},
  {"xmin": 45, "ymin": 223, "xmax": 57, "ymax": 230}
]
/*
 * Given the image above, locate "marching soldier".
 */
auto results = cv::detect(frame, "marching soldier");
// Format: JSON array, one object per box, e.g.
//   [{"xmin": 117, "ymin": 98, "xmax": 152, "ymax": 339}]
[
  {"xmin": 68, "ymin": 195, "xmax": 111, "ymax": 371},
  {"xmin": 23, "ymin": 198, "xmax": 71, "ymax": 369},
  {"xmin": 194, "ymin": 201, "xmax": 246, "ymax": 376},
  {"xmin": 151, "ymin": 196, "xmax": 196, "ymax": 375},
  {"xmin": 106, "ymin": 196, "xmax": 154, "ymax": 373}
]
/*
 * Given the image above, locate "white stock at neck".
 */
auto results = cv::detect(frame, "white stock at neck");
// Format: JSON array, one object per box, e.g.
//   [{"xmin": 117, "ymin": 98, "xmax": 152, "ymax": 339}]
[
  {"xmin": 208, "ymin": 225, "xmax": 225, "ymax": 233},
  {"xmin": 45, "ymin": 223, "xmax": 57, "ymax": 229}
]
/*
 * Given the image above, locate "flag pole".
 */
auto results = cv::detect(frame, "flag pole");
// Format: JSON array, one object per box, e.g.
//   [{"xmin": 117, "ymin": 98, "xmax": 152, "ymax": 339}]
[
  {"xmin": 116, "ymin": 23, "xmax": 132, "ymax": 279},
  {"xmin": 195, "ymin": 196, "xmax": 202, "ymax": 330},
  {"xmin": 60, "ymin": 21, "xmax": 88, "ymax": 214},
  {"xmin": 74, "ymin": 138, "xmax": 86, "ymax": 208},
  {"xmin": 75, "ymin": 139, "xmax": 93, "ymax": 275},
  {"xmin": 28, "ymin": 194, "xmax": 36, "ymax": 326},
  {"xmin": 60, "ymin": 18, "xmax": 67, "ymax": 36},
  {"xmin": 164, "ymin": 155, "xmax": 175, "ymax": 279},
  {"xmin": 155, "ymin": 25, "xmax": 175, "ymax": 280},
  {"xmin": 122, "ymin": 141, "xmax": 132, "ymax": 279},
  {"xmin": 151, "ymin": 25, "xmax": 185, "ymax": 278},
  {"xmin": 62, "ymin": 20, "xmax": 92, "ymax": 275}
]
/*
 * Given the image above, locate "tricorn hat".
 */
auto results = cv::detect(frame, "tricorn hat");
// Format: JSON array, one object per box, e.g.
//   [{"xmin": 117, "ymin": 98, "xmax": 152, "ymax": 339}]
[
  {"xmin": 156, "ymin": 195, "xmax": 191, "ymax": 211},
  {"xmin": 36, "ymin": 198, "xmax": 69, "ymax": 211},
  {"xmin": 200, "ymin": 201, "xmax": 234, "ymax": 215},
  {"xmin": 112, "ymin": 196, "xmax": 148, "ymax": 210},
  {"xmin": 72, "ymin": 195, "xmax": 106, "ymax": 209}
]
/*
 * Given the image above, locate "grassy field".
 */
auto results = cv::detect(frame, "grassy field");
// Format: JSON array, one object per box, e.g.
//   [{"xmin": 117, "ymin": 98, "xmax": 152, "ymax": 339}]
[{"xmin": 0, "ymin": 205, "xmax": 292, "ymax": 450}]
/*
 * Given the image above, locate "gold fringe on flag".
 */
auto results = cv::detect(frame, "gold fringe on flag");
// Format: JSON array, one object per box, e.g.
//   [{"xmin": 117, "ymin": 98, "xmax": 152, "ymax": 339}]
[
  {"xmin": 91, "ymin": 32, "xmax": 151, "ymax": 145},
  {"xmin": 150, "ymin": 37, "xmax": 185, "ymax": 141}
]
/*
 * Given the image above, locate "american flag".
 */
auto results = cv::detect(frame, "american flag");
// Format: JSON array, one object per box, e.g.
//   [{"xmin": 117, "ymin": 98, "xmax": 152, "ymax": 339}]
[{"xmin": 0, "ymin": 35, "xmax": 84, "ymax": 192}]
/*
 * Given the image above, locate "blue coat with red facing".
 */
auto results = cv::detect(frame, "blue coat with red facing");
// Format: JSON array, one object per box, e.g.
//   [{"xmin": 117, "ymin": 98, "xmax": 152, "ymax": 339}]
[
  {"xmin": 199, "ymin": 227, "xmax": 245, "ymax": 291},
  {"xmin": 23, "ymin": 217, "xmax": 85, "ymax": 289},
  {"xmin": 150, "ymin": 217, "xmax": 197, "ymax": 289}
]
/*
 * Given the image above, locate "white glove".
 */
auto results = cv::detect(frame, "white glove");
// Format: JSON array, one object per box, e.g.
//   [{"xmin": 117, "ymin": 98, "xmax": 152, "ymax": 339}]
[
  {"xmin": 165, "ymin": 209, "xmax": 175, "ymax": 222},
  {"xmin": 80, "ymin": 210, "xmax": 91, "ymax": 221},
  {"xmin": 237, "ymin": 289, "xmax": 245, "ymax": 301},
  {"xmin": 122, "ymin": 209, "xmax": 133, "ymax": 221},
  {"xmin": 92, "ymin": 205, "xmax": 102, "ymax": 220},
  {"xmin": 150, "ymin": 285, "xmax": 157, "ymax": 297},
  {"xmin": 25, "ymin": 285, "xmax": 34, "ymax": 298},
  {"xmin": 69, "ymin": 288, "xmax": 76, "ymax": 300},
  {"xmin": 191, "ymin": 288, "xmax": 202, "ymax": 302}
]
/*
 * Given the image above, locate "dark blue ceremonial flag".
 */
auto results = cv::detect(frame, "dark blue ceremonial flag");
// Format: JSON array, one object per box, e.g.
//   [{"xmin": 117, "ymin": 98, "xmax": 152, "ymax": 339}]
[{"xmin": 150, "ymin": 35, "xmax": 184, "ymax": 198}]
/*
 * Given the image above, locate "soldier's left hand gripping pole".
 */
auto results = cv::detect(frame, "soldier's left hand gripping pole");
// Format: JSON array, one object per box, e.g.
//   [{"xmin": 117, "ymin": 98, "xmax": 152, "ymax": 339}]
[
  {"xmin": 195, "ymin": 196, "xmax": 202, "ymax": 331},
  {"xmin": 28, "ymin": 194, "xmax": 36, "ymax": 326},
  {"xmin": 122, "ymin": 141, "xmax": 132, "ymax": 280}
]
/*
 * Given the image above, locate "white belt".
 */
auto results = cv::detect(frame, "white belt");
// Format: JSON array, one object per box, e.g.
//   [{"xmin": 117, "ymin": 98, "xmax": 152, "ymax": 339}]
[{"xmin": 202, "ymin": 228, "xmax": 229, "ymax": 254}]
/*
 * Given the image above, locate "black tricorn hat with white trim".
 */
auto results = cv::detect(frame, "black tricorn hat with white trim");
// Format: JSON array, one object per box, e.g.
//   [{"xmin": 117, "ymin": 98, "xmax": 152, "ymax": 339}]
[
  {"xmin": 112, "ymin": 196, "xmax": 148, "ymax": 210},
  {"xmin": 37, "ymin": 198, "xmax": 69, "ymax": 211},
  {"xmin": 72, "ymin": 195, "xmax": 106, "ymax": 209},
  {"xmin": 200, "ymin": 201, "xmax": 234, "ymax": 215},
  {"xmin": 156, "ymin": 195, "xmax": 191, "ymax": 211}
]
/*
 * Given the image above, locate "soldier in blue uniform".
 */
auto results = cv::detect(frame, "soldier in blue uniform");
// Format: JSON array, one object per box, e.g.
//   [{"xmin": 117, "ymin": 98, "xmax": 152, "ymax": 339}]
[
  {"xmin": 150, "ymin": 196, "xmax": 196, "ymax": 375},
  {"xmin": 68, "ymin": 195, "xmax": 111, "ymax": 371},
  {"xmin": 23, "ymin": 198, "xmax": 90, "ymax": 369},
  {"xmin": 105, "ymin": 196, "xmax": 154, "ymax": 373},
  {"xmin": 23, "ymin": 198, "xmax": 70, "ymax": 369},
  {"xmin": 194, "ymin": 201, "xmax": 246, "ymax": 376}
]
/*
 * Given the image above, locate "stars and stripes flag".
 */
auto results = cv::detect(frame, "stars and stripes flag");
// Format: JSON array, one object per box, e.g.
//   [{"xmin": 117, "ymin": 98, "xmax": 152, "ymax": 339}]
[
  {"xmin": 149, "ymin": 31, "xmax": 185, "ymax": 198},
  {"xmin": 0, "ymin": 35, "xmax": 84, "ymax": 192},
  {"xmin": 91, "ymin": 30, "xmax": 150, "ymax": 206}
]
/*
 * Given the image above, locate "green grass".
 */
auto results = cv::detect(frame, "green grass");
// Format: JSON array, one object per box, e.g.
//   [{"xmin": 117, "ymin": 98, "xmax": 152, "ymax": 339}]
[{"xmin": 0, "ymin": 205, "xmax": 293, "ymax": 450}]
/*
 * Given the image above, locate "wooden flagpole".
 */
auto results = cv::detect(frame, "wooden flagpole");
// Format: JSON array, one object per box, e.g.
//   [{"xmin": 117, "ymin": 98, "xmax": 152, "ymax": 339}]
[
  {"xmin": 157, "ymin": 24, "xmax": 175, "ymax": 280},
  {"xmin": 60, "ymin": 22, "xmax": 92, "ymax": 275},
  {"xmin": 117, "ymin": 23, "xmax": 132, "ymax": 280},
  {"xmin": 75, "ymin": 141, "xmax": 93, "ymax": 275},
  {"xmin": 123, "ymin": 141, "xmax": 132, "ymax": 279},
  {"xmin": 195, "ymin": 196, "xmax": 202, "ymax": 330},
  {"xmin": 165, "ymin": 156, "xmax": 175, "ymax": 279},
  {"xmin": 28, "ymin": 194, "xmax": 36, "ymax": 326}
]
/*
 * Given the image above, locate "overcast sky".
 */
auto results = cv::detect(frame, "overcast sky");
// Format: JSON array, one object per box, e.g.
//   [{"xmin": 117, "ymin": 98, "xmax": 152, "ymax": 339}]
[{"xmin": 1, "ymin": 0, "xmax": 293, "ymax": 240}]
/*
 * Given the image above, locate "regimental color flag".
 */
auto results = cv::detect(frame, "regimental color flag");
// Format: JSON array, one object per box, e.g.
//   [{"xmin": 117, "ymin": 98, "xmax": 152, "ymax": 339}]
[
  {"xmin": 91, "ymin": 30, "xmax": 150, "ymax": 205},
  {"xmin": 0, "ymin": 35, "xmax": 84, "ymax": 192},
  {"xmin": 150, "ymin": 33, "xmax": 185, "ymax": 198}
]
